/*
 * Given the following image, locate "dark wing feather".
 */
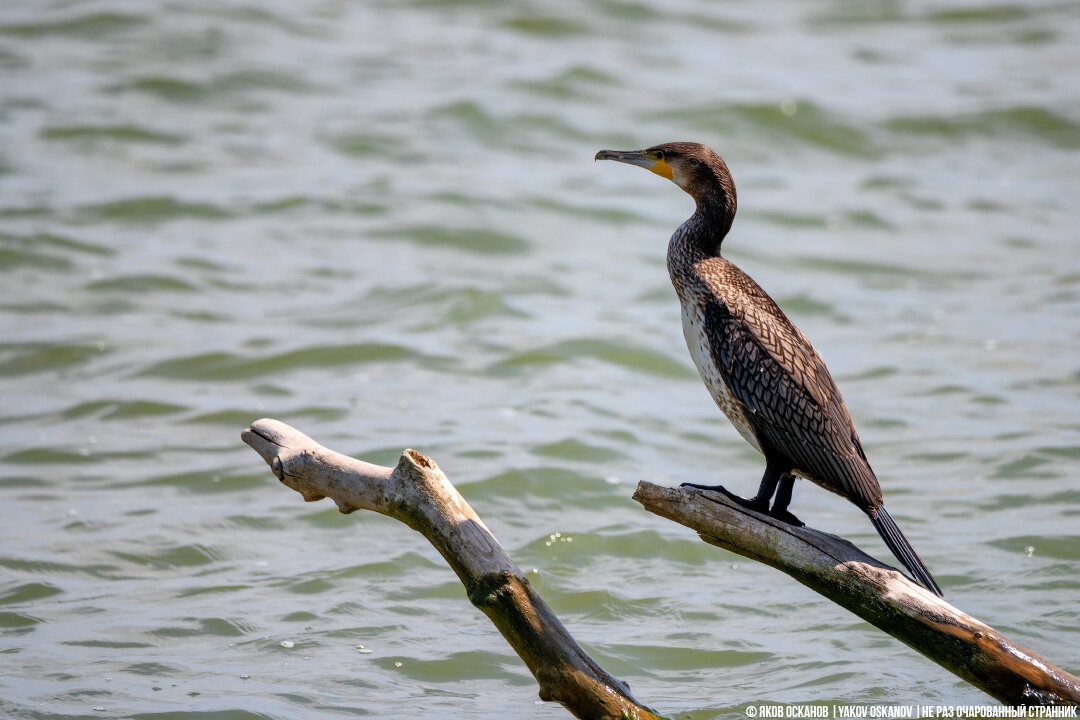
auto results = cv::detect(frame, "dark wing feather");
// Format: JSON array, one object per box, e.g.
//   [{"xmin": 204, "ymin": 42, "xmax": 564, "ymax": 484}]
[{"xmin": 703, "ymin": 295, "xmax": 882, "ymax": 510}]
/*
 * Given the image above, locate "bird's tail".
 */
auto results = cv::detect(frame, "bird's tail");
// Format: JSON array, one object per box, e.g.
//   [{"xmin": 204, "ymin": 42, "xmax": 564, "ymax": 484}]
[{"xmin": 870, "ymin": 507, "xmax": 943, "ymax": 597}]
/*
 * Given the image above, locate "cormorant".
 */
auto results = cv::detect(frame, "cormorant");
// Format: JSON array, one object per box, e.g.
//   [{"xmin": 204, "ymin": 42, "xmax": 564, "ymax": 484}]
[{"xmin": 596, "ymin": 142, "xmax": 942, "ymax": 597}]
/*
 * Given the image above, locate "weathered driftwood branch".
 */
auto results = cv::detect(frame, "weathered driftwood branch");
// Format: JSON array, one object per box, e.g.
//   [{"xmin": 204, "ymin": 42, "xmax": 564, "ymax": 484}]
[
  {"xmin": 241, "ymin": 418, "xmax": 1078, "ymax": 711},
  {"xmin": 634, "ymin": 482, "xmax": 1080, "ymax": 706},
  {"xmin": 241, "ymin": 419, "xmax": 660, "ymax": 720}
]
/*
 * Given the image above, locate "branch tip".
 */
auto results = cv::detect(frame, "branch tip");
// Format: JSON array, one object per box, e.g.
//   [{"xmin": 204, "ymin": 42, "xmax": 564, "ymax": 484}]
[{"xmin": 403, "ymin": 447, "xmax": 437, "ymax": 470}]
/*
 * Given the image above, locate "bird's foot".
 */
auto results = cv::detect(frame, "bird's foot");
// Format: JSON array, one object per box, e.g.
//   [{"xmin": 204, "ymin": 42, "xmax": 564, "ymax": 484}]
[
  {"xmin": 679, "ymin": 483, "xmax": 770, "ymax": 513},
  {"xmin": 769, "ymin": 507, "xmax": 804, "ymax": 527}
]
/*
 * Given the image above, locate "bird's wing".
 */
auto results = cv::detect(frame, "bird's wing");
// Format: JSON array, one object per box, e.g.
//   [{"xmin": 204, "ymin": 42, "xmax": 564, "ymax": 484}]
[{"xmin": 703, "ymin": 295, "xmax": 883, "ymax": 510}]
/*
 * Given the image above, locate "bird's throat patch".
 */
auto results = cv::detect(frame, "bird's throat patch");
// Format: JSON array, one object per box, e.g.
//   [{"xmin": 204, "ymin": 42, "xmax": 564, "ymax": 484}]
[{"xmin": 649, "ymin": 158, "xmax": 674, "ymax": 180}]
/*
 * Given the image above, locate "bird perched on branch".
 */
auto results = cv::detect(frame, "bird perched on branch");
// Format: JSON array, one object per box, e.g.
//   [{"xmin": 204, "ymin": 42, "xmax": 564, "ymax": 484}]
[{"xmin": 596, "ymin": 142, "xmax": 942, "ymax": 596}]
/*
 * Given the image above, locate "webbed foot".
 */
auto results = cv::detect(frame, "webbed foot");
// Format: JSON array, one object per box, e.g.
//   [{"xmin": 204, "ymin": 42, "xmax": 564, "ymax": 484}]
[
  {"xmin": 679, "ymin": 483, "xmax": 770, "ymax": 514},
  {"xmin": 769, "ymin": 507, "xmax": 804, "ymax": 527}
]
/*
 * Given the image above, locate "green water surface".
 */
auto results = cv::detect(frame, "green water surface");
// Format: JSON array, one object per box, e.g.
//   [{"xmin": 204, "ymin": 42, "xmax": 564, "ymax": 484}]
[{"xmin": 1, "ymin": 1, "xmax": 1078, "ymax": 718}]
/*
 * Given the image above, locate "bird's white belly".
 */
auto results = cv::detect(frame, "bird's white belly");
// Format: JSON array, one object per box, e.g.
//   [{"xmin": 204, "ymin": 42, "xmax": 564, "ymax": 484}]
[{"xmin": 681, "ymin": 303, "xmax": 762, "ymax": 453}]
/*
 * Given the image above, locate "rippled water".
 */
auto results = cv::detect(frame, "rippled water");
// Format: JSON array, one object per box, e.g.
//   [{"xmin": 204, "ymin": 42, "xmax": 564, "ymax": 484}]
[{"xmin": 2, "ymin": 1, "xmax": 1079, "ymax": 717}]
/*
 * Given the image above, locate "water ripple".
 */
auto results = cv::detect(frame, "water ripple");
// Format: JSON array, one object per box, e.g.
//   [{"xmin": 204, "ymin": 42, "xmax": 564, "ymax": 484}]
[
  {"xmin": 1, "ymin": 0, "xmax": 1078, "ymax": 714},
  {"xmin": 140, "ymin": 343, "xmax": 438, "ymax": 381}
]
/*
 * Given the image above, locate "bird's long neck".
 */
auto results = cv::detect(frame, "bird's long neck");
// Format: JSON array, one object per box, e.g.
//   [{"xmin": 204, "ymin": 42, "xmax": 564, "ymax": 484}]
[
  {"xmin": 667, "ymin": 192, "xmax": 735, "ymax": 291},
  {"xmin": 693, "ymin": 193, "xmax": 735, "ymax": 253},
  {"xmin": 679, "ymin": 175, "xmax": 736, "ymax": 253}
]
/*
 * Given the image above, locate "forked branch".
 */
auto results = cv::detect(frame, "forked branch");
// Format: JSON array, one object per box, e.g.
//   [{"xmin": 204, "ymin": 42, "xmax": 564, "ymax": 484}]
[{"xmin": 241, "ymin": 418, "xmax": 660, "ymax": 720}]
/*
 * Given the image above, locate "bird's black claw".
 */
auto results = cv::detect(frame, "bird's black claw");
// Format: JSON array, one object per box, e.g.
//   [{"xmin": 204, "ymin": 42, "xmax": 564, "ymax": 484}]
[
  {"xmin": 680, "ymin": 483, "xmax": 769, "ymax": 513},
  {"xmin": 769, "ymin": 508, "xmax": 804, "ymax": 527}
]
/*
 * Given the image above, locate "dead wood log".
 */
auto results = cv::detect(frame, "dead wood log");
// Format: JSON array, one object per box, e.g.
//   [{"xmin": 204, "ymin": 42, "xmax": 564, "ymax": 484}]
[
  {"xmin": 241, "ymin": 418, "xmax": 660, "ymax": 720},
  {"xmin": 633, "ymin": 482, "xmax": 1080, "ymax": 706},
  {"xmin": 240, "ymin": 418, "xmax": 1079, "ymax": 711}
]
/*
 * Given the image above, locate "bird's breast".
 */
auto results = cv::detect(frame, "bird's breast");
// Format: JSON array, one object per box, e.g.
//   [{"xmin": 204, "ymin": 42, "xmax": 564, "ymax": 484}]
[{"xmin": 680, "ymin": 299, "xmax": 762, "ymax": 453}]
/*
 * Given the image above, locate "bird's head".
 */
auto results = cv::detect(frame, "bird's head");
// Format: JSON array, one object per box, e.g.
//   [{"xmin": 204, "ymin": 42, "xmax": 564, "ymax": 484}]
[{"xmin": 594, "ymin": 142, "xmax": 736, "ymax": 222}]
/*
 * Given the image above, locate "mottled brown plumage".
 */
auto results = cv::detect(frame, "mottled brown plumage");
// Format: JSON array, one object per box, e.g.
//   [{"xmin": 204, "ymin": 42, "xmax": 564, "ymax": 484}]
[{"xmin": 596, "ymin": 141, "xmax": 942, "ymax": 596}]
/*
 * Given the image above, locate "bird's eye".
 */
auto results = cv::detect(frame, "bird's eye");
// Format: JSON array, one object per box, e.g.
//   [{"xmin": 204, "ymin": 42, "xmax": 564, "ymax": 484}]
[{"xmin": 655, "ymin": 150, "xmax": 666, "ymax": 160}]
